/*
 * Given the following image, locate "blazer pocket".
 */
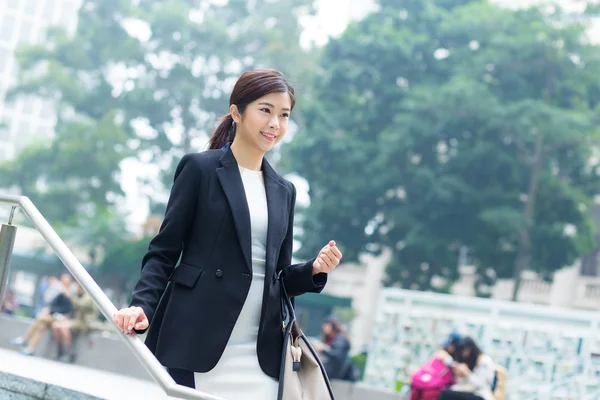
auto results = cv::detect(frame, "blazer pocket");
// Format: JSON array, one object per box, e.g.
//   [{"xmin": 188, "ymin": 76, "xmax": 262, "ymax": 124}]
[{"xmin": 170, "ymin": 263, "xmax": 203, "ymax": 288}]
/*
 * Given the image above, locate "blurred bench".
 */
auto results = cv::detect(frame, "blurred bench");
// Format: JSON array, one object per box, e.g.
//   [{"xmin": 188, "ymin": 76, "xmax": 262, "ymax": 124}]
[
  {"xmin": 38, "ymin": 319, "xmax": 114, "ymax": 362},
  {"xmin": 0, "ymin": 314, "xmax": 153, "ymax": 381}
]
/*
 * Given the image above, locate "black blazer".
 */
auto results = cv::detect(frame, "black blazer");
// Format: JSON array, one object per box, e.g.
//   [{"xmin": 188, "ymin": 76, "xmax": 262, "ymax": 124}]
[{"xmin": 130, "ymin": 144, "xmax": 327, "ymax": 379}]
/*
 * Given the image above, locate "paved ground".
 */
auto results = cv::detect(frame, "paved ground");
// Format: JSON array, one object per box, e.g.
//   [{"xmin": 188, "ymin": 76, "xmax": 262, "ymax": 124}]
[{"xmin": 0, "ymin": 347, "xmax": 173, "ymax": 399}]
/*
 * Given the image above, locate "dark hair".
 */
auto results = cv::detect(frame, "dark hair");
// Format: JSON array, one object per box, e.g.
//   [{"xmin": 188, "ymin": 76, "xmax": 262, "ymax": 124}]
[
  {"xmin": 321, "ymin": 315, "xmax": 347, "ymax": 344},
  {"xmin": 455, "ymin": 337, "xmax": 483, "ymax": 371},
  {"xmin": 208, "ymin": 68, "xmax": 296, "ymax": 150}
]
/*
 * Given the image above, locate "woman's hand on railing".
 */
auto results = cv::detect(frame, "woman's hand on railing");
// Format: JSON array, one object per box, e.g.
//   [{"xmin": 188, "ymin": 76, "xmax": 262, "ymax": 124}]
[{"xmin": 113, "ymin": 306, "xmax": 149, "ymax": 335}]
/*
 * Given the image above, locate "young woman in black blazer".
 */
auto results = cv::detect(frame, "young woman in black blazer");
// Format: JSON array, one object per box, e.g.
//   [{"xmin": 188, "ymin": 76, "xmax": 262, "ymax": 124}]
[{"xmin": 113, "ymin": 69, "xmax": 342, "ymax": 398}]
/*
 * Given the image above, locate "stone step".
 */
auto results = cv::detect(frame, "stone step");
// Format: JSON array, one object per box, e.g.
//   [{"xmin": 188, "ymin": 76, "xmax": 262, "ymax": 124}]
[{"xmin": 0, "ymin": 370, "xmax": 102, "ymax": 400}]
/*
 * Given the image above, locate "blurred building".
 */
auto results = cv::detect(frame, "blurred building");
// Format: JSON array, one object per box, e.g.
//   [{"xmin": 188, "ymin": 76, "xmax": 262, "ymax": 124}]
[
  {"xmin": 0, "ymin": 0, "xmax": 81, "ymax": 162},
  {"xmin": 321, "ymin": 250, "xmax": 391, "ymax": 352},
  {"xmin": 326, "ymin": 218, "xmax": 600, "ymax": 354}
]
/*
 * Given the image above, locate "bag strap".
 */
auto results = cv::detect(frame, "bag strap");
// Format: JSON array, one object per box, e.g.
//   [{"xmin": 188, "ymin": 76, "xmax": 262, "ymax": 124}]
[{"xmin": 277, "ymin": 270, "xmax": 296, "ymax": 330}]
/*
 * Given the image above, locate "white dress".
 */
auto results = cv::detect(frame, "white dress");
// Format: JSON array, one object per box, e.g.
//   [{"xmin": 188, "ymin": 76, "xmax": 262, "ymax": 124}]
[{"xmin": 193, "ymin": 165, "xmax": 279, "ymax": 399}]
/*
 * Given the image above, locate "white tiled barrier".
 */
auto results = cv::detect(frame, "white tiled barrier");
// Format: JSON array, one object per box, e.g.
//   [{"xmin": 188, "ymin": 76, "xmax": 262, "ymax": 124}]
[{"xmin": 363, "ymin": 288, "xmax": 600, "ymax": 399}]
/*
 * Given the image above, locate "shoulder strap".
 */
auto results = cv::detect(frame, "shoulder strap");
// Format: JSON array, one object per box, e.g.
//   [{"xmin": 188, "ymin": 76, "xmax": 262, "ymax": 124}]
[{"xmin": 277, "ymin": 270, "xmax": 296, "ymax": 330}]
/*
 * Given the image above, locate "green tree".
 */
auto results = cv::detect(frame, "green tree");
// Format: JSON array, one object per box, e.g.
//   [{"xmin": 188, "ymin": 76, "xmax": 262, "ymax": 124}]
[
  {"xmin": 5, "ymin": 0, "xmax": 318, "ymax": 218},
  {"xmin": 288, "ymin": 0, "xmax": 600, "ymax": 295},
  {"xmin": 121, "ymin": 0, "xmax": 318, "ymax": 190},
  {"xmin": 0, "ymin": 0, "xmax": 140, "ymax": 227},
  {"xmin": 60, "ymin": 208, "xmax": 129, "ymax": 266},
  {"xmin": 96, "ymin": 236, "xmax": 152, "ymax": 297},
  {"xmin": 0, "ymin": 112, "xmax": 130, "ymax": 226},
  {"xmin": 3, "ymin": 0, "xmax": 318, "ymax": 272}
]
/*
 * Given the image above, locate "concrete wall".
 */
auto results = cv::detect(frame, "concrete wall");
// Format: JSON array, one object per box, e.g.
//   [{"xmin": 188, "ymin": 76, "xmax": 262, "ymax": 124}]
[
  {"xmin": 0, "ymin": 371, "xmax": 101, "ymax": 400},
  {"xmin": 331, "ymin": 381, "xmax": 405, "ymax": 400},
  {"xmin": 0, "ymin": 315, "xmax": 406, "ymax": 400}
]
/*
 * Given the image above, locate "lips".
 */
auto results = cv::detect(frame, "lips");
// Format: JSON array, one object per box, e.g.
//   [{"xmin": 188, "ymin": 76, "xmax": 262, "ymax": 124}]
[{"xmin": 261, "ymin": 131, "xmax": 276, "ymax": 141}]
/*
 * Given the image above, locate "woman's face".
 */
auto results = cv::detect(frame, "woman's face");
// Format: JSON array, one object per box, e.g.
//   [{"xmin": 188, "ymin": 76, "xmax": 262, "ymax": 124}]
[
  {"xmin": 232, "ymin": 91, "xmax": 292, "ymax": 154},
  {"xmin": 322, "ymin": 322, "xmax": 334, "ymax": 336},
  {"xmin": 462, "ymin": 347, "xmax": 472, "ymax": 358}
]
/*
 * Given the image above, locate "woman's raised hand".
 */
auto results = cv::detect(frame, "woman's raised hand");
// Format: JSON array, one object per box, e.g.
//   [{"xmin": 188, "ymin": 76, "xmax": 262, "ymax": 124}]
[{"xmin": 312, "ymin": 240, "xmax": 343, "ymax": 275}]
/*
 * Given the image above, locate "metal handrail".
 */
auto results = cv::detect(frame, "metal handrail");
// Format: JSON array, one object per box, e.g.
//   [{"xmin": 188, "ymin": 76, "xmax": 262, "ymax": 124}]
[{"xmin": 0, "ymin": 194, "xmax": 225, "ymax": 400}]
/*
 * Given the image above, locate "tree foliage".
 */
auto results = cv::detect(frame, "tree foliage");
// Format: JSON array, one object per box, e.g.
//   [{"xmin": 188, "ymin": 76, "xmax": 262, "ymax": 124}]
[
  {"xmin": 289, "ymin": 0, "xmax": 600, "ymax": 293},
  {"xmin": 2, "ymin": 0, "xmax": 317, "ymax": 269}
]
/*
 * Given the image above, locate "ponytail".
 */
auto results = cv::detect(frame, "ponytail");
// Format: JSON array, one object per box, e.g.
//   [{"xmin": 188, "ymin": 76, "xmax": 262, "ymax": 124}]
[{"xmin": 209, "ymin": 114, "xmax": 235, "ymax": 150}]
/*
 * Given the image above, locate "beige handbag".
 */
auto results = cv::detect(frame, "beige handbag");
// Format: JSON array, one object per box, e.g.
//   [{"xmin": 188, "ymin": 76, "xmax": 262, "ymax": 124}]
[{"xmin": 277, "ymin": 272, "xmax": 335, "ymax": 400}]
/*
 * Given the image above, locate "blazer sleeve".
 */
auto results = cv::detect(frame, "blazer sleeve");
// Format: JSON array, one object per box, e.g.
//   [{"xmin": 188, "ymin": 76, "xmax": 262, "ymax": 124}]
[
  {"xmin": 277, "ymin": 182, "xmax": 327, "ymax": 297},
  {"xmin": 129, "ymin": 154, "xmax": 202, "ymax": 323}
]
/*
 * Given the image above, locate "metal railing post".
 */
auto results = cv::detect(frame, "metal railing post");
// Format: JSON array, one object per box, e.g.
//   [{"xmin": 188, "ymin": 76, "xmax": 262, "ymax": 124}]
[{"xmin": 0, "ymin": 206, "xmax": 18, "ymax": 305}]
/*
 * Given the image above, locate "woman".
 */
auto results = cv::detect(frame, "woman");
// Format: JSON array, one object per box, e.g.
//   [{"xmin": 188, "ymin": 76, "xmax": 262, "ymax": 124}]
[
  {"xmin": 113, "ymin": 69, "xmax": 342, "ymax": 399},
  {"xmin": 314, "ymin": 316, "xmax": 356, "ymax": 382},
  {"xmin": 439, "ymin": 337, "xmax": 495, "ymax": 400},
  {"xmin": 409, "ymin": 332, "xmax": 462, "ymax": 400}
]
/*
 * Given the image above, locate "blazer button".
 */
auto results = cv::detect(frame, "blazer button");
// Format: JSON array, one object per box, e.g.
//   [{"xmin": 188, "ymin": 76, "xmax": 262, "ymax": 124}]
[{"xmin": 215, "ymin": 269, "xmax": 223, "ymax": 278}]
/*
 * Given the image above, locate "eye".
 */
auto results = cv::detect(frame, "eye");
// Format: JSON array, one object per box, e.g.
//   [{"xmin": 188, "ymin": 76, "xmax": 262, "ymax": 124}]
[
  {"xmin": 260, "ymin": 108, "xmax": 271, "ymax": 113},
  {"xmin": 281, "ymin": 113, "xmax": 290, "ymax": 118}
]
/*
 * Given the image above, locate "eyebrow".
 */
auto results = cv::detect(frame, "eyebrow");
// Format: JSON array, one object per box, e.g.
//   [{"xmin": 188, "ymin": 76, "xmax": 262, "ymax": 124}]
[{"xmin": 258, "ymin": 102, "xmax": 291, "ymax": 112}]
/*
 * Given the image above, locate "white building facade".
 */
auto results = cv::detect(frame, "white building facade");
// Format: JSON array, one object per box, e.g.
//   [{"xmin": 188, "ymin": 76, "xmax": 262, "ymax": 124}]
[{"xmin": 0, "ymin": 0, "xmax": 81, "ymax": 161}]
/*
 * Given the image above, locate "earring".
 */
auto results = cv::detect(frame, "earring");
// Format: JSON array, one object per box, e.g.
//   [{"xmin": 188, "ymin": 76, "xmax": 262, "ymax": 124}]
[{"xmin": 230, "ymin": 121, "xmax": 236, "ymax": 135}]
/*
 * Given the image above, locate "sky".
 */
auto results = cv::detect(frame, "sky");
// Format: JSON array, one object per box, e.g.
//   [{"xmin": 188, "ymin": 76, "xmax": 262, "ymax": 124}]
[{"xmin": 300, "ymin": 0, "xmax": 377, "ymax": 47}]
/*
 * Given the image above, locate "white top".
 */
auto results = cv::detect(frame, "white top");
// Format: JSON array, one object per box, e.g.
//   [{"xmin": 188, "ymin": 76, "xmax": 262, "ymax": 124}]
[
  {"xmin": 226, "ymin": 166, "xmax": 268, "ymax": 345},
  {"xmin": 451, "ymin": 354, "xmax": 496, "ymax": 400},
  {"xmin": 240, "ymin": 166, "xmax": 268, "ymax": 269}
]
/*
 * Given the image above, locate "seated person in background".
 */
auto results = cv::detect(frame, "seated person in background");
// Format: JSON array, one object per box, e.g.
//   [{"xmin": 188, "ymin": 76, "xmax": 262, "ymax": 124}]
[
  {"xmin": 42, "ymin": 276, "xmax": 67, "ymax": 307},
  {"xmin": 12, "ymin": 274, "xmax": 73, "ymax": 349},
  {"xmin": 51, "ymin": 282, "xmax": 96, "ymax": 362},
  {"xmin": 1, "ymin": 289, "xmax": 18, "ymax": 315},
  {"xmin": 409, "ymin": 331, "xmax": 462, "ymax": 400},
  {"xmin": 439, "ymin": 331, "xmax": 462, "ymax": 363},
  {"xmin": 312, "ymin": 315, "xmax": 357, "ymax": 382},
  {"xmin": 15, "ymin": 275, "xmax": 74, "ymax": 356},
  {"xmin": 439, "ymin": 337, "xmax": 495, "ymax": 400}
]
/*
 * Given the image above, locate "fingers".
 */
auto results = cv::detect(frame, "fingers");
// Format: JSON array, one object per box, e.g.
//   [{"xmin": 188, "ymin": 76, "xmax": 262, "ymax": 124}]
[
  {"xmin": 126, "ymin": 308, "xmax": 138, "ymax": 331},
  {"xmin": 312, "ymin": 240, "xmax": 344, "ymax": 274},
  {"xmin": 328, "ymin": 245, "xmax": 343, "ymax": 260},
  {"xmin": 319, "ymin": 250, "xmax": 337, "ymax": 267},
  {"xmin": 319, "ymin": 254, "xmax": 337, "ymax": 271},
  {"xmin": 113, "ymin": 310, "xmax": 124, "ymax": 331},
  {"xmin": 313, "ymin": 257, "xmax": 324, "ymax": 272},
  {"xmin": 113, "ymin": 307, "xmax": 147, "ymax": 334},
  {"xmin": 317, "ymin": 245, "xmax": 342, "ymax": 272},
  {"xmin": 323, "ymin": 244, "xmax": 342, "ymax": 262},
  {"xmin": 135, "ymin": 319, "xmax": 149, "ymax": 331},
  {"xmin": 322, "ymin": 241, "xmax": 342, "ymax": 259},
  {"xmin": 122, "ymin": 312, "xmax": 132, "ymax": 332}
]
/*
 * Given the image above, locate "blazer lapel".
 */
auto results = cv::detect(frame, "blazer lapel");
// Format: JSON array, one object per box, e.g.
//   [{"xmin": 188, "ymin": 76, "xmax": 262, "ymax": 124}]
[
  {"xmin": 216, "ymin": 148, "xmax": 252, "ymax": 272},
  {"xmin": 262, "ymin": 158, "xmax": 289, "ymax": 280}
]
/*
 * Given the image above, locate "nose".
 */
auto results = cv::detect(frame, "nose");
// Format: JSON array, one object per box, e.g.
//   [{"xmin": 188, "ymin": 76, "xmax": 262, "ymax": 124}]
[{"xmin": 269, "ymin": 115, "xmax": 280, "ymax": 130}]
